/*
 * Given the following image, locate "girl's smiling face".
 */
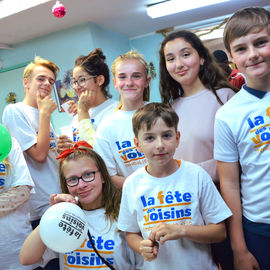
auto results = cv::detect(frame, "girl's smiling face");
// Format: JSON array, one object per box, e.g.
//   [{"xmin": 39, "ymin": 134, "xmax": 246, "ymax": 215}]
[
  {"xmin": 164, "ymin": 37, "xmax": 204, "ymax": 92},
  {"xmin": 72, "ymin": 66, "xmax": 99, "ymax": 98},
  {"xmin": 113, "ymin": 59, "xmax": 150, "ymax": 109},
  {"xmin": 62, "ymin": 156, "xmax": 103, "ymax": 210}
]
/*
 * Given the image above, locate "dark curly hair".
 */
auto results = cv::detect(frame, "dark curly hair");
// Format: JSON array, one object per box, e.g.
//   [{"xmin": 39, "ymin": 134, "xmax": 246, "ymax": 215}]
[{"xmin": 159, "ymin": 30, "xmax": 238, "ymax": 104}]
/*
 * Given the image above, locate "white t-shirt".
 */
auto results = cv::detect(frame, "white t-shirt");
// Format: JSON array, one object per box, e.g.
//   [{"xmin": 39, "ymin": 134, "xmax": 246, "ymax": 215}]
[
  {"xmin": 71, "ymin": 98, "xmax": 118, "ymax": 142},
  {"xmin": 118, "ymin": 160, "xmax": 232, "ymax": 270},
  {"xmin": 214, "ymin": 87, "xmax": 270, "ymax": 224},
  {"xmin": 172, "ymin": 88, "xmax": 235, "ymax": 182},
  {"xmin": 2, "ymin": 102, "xmax": 61, "ymax": 220},
  {"xmin": 0, "ymin": 137, "xmax": 35, "ymax": 270},
  {"xmin": 94, "ymin": 110, "xmax": 148, "ymax": 177},
  {"xmin": 59, "ymin": 208, "xmax": 142, "ymax": 270}
]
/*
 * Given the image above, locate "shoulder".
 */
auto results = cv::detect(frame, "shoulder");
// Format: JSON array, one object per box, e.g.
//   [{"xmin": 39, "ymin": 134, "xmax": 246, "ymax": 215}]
[
  {"xmin": 123, "ymin": 167, "xmax": 146, "ymax": 188},
  {"xmin": 216, "ymin": 89, "xmax": 246, "ymax": 119},
  {"xmin": 216, "ymin": 87, "xmax": 236, "ymax": 102}
]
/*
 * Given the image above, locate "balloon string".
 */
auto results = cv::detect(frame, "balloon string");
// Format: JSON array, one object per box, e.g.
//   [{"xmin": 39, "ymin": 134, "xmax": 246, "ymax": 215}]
[{"xmin": 87, "ymin": 230, "xmax": 116, "ymax": 270}]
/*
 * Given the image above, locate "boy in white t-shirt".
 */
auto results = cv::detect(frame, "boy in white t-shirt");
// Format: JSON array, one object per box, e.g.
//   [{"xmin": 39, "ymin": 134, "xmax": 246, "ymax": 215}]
[
  {"xmin": 118, "ymin": 103, "xmax": 232, "ymax": 269},
  {"xmin": 214, "ymin": 7, "xmax": 270, "ymax": 270}
]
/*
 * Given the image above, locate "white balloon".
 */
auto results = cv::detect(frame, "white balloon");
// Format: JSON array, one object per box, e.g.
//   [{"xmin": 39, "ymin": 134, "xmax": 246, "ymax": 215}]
[{"xmin": 39, "ymin": 202, "xmax": 88, "ymax": 253}]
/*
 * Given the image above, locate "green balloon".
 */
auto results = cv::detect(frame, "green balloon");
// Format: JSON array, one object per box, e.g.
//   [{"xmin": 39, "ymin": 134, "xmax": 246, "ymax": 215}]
[{"xmin": 0, "ymin": 124, "xmax": 12, "ymax": 162}]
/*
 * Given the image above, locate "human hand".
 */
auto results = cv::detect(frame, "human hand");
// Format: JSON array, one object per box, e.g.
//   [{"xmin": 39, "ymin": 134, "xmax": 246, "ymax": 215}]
[
  {"xmin": 66, "ymin": 100, "xmax": 78, "ymax": 115},
  {"xmin": 234, "ymin": 250, "xmax": 260, "ymax": 270},
  {"xmin": 50, "ymin": 193, "xmax": 78, "ymax": 206},
  {"xmin": 149, "ymin": 223, "xmax": 184, "ymax": 244},
  {"xmin": 37, "ymin": 93, "xmax": 57, "ymax": 115},
  {"xmin": 57, "ymin": 135, "xmax": 73, "ymax": 153},
  {"xmin": 139, "ymin": 239, "xmax": 159, "ymax": 261},
  {"xmin": 78, "ymin": 90, "xmax": 96, "ymax": 112}
]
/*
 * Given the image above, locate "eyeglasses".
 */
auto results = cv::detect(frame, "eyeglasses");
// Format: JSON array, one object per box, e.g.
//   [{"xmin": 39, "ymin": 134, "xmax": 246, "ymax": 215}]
[
  {"xmin": 65, "ymin": 170, "xmax": 100, "ymax": 187},
  {"xmin": 71, "ymin": 76, "xmax": 97, "ymax": 88}
]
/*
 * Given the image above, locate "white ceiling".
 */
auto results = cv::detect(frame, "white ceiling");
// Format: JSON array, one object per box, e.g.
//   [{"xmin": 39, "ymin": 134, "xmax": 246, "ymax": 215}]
[{"xmin": 0, "ymin": 0, "xmax": 269, "ymax": 48}]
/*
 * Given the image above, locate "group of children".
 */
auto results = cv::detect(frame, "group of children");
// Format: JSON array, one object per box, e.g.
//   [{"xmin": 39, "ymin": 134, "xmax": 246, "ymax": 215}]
[{"xmin": 0, "ymin": 6, "xmax": 269, "ymax": 270}]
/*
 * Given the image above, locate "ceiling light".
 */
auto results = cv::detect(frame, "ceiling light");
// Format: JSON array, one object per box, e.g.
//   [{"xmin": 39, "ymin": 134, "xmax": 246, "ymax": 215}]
[{"xmin": 146, "ymin": 0, "xmax": 229, "ymax": 19}]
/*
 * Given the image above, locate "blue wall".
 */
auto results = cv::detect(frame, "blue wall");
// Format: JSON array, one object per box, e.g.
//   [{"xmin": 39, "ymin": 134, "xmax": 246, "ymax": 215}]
[{"xmin": 0, "ymin": 22, "xmax": 163, "ymax": 134}]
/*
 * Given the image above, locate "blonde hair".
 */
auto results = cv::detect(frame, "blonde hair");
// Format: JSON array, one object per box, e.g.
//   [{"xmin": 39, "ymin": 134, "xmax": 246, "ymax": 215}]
[
  {"xmin": 23, "ymin": 56, "xmax": 59, "ymax": 81},
  {"xmin": 111, "ymin": 50, "xmax": 150, "ymax": 110}
]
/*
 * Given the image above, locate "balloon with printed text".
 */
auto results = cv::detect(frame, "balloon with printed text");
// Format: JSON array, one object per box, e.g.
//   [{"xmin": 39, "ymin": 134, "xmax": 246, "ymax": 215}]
[
  {"xmin": 0, "ymin": 124, "xmax": 12, "ymax": 162},
  {"xmin": 39, "ymin": 202, "xmax": 88, "ymax": 253}
]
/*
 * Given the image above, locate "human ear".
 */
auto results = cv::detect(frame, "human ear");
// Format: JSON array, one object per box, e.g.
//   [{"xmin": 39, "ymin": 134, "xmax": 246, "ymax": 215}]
[
  {"xmin": 134, "ymin": 137, "xmax": 143, "ymax": 153},
  {"xmin": 199, "ymin": 58, "xmax": 205, "ymax": 66},
  {"xmin": 23, "ymin": 77, "xmax": 29, "ymax": 89},
  {"xmin": 97, "ymin": 75, "xmax": 105, "ymax": 86},
  {"xmin": 145, "ymin": 76, "xmax": 151, "ymax": 88},
  {"xmin": 176, "ymin": 131, "xmax": 180, "ymax": 148}
]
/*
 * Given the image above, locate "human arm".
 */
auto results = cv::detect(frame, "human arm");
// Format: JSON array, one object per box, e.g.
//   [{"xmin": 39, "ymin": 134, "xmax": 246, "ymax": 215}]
[
  {"xmin": 149, "ymin": 222, "xmax": 226, "ymax": 245},
  {"xmin": 218, "ymin": 161, "xmax": 260, "ymax": 270},
  {"xmin": 25, "ymin": 93, "xmax": 57, "ymax": 162},
  {"xmin": 126, "ymin": 232, "xmax": 158, "ymax": 262},
  {"xmin": 19, "ymin": 226, "xmax": 47, "ymax": 265},
  {"xmin": 198, "ymin": 159, "xmax": 218, "ymax": 183},
  {"xmin": 111, "ymin": 175, "xmax": 126, "ymax": 189},
  {"xmin": 0, "ymin": 185, "xmax": 31, "ymax": 217}
]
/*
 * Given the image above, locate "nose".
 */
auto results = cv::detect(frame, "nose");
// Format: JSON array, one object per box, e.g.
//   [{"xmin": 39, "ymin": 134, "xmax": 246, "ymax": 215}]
[
  {"xmin": 156, "ymin": 137, "xmax": 164, "ymax": 150},
  {"xmin": 247, "ymin": 46, "xmax": 259, "ymax": 60},
  {"xmin": 175, "ymin": 56, "xmax": 183, "ymax": 69},
  {"xmin": 125, "ymin": 76, "xmax": 134, "ymax": 86},
  {"xmin": 77, "ymin": 178, "xmax": 88, "ymax": 188}
]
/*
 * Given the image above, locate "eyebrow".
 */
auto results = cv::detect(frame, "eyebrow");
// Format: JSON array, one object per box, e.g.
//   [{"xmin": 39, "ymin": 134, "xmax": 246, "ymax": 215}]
[{"xmin": 165, "ymin": 47, "xmax": 191, "ymax": 57}]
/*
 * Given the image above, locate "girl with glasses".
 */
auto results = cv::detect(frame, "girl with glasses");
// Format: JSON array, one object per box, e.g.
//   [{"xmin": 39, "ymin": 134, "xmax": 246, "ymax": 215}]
[
  {"xmin": 20, "ymin": 141, "xmax": 141, "ymax": 270},
  {"xmin": 58, "ymin": 48, "xmax": 117, "ymax": 151}
]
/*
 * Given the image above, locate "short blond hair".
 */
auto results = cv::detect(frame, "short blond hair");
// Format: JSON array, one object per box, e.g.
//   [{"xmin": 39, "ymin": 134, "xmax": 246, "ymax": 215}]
[
  {"xmin": 111, "ymin": 50, "xmax": 150, "ymax": 105},
  {"xmin": 23, "ymin": 56, "xmax": 59, "ymax": 81}
]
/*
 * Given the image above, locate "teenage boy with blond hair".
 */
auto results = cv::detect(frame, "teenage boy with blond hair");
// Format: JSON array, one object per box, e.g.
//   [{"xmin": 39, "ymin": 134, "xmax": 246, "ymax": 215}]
[
  {"xmin": 118, "ymin": 102, "xmax": 232, "ymax": 269},
  {"xmin": 214, "ymin": 7, "xmax": 270, "ymax": 270},
  {"xmin": 2, "ymin": 56, "xmax": 61, "ymax": 269}
]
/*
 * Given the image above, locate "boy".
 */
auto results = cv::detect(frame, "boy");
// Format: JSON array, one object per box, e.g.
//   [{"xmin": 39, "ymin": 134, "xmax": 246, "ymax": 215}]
[
  {"xmin": 118, "ymin": 103, "xmax": 232, "ymax": 269},
  {"xmin": 214, "ymin": 7, "xmax": 270, "ymax": 270},
  {"xmin": 2, "ymin": 57, "xmax": 61, "ymax": 269}
]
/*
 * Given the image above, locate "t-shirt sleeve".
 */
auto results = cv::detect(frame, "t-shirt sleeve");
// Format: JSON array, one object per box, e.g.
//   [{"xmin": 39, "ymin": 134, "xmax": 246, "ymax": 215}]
[
  {"xmin": 199, "ymin": 170, "xmax": 232, "ymax": 224},
  {"xmin": 214, "ymin": 117, "xmax": 239, "ymax": 162},
  {"xmin": 78, "ymin": 119, "xmax": 95, "ymax": 146},
  {"xmin": 2, "ymin": 105, "xmax": 37, "ymax": 151},
  {"xmin": 118, "ymin": 181, "xmax": 140, "ymax": 233},
  {"xmin": 9, "ymin": 138, "xmax": 34, "ymax": 188}
]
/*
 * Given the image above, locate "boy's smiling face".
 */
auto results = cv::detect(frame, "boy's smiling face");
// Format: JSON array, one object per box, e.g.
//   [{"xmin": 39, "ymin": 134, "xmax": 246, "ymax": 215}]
[
  {"xmin": 134, "ymin": 117, "xmax": 180, "ymax": 171},
  {"xmin": 229, "ymin": 28, "xmax": 270, "ymax": 89}
]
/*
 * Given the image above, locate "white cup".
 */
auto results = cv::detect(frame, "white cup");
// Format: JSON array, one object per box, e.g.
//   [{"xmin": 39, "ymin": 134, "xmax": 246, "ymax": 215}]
[
  {"xmin": 61, "ymin": 101, "xmax": 73, "ymax": 116},
  {"xmin": 59, "ymin": 126, "xmax": 73, "ymax": 141}
]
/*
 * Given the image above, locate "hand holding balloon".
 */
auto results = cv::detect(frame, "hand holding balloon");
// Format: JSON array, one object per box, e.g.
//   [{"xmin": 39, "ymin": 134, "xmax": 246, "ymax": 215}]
[
  {"xmin": 39, "ymin": 202, "xmax": 88, "ymax": 253},
  {"xmin": 50, "ymin": 193, "xmax": 78, "ymax": 206},
  {"xmin": 0, "ymin": 124, "xmax": 12, "ymax": 162}
]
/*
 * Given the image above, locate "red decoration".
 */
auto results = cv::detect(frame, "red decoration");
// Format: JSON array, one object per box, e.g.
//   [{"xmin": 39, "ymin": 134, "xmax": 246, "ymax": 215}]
[{"xmin": 52, "ymin": 1, "xmax": 66, "ymax": 18}]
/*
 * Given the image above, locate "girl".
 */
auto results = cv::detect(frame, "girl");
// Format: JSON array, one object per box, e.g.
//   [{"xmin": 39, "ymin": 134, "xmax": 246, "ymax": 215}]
[
  {"xmin": 58, "ymin": 48, "xmax": 117, "ymax": 150},
  {"xmin": 20, "ymin": 141, "xmax": 141, "ymax": 270},
  {"xmin": 159, "ymin": 30, "xmax": 237, "ymax": 270},
  {"xmin": 94, "ymin": 50, "xmax": 151, "ymax": 188},
  {"xmin": 0, "ymin": 136, "xmax": 35, "ymax": 270},
  {"xmin": 159, "ymin": 30, "xmax": 237, "ymax": 183}
]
